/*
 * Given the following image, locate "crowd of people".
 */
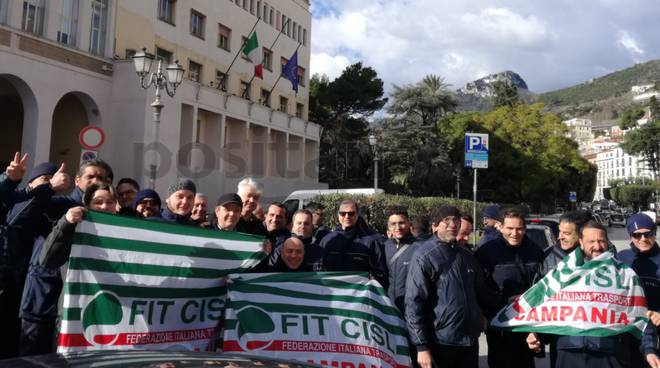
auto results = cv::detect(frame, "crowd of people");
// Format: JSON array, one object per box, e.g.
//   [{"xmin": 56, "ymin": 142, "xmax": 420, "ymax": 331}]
[{"xmin": 0, "ymin": 152, "xmax": 659, "ymax": 368}]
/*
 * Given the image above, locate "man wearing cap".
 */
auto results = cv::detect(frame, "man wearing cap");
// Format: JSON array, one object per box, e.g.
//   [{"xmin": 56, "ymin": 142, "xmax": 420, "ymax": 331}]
[
  {"xmin": 477, "ymin": 204, "xmax": 502, "ymax": 248},
  {"xmin": 132, "ymin": 189, "xmax": 162, "ymax": 219},
  {"xmin": 405, "ymin": 206, "xmax": 494, "ymax": 368},
  {"xmin": 214, "ymin": 193, "xmax": 243, "ymax": 232},
  {"xmin": 475, "ymin": 208, "xmax": 544, "ymax": 368},
  {"xmin": 617, "ymin": 213, "xmax": 660, "ymax": 328},
  {"xmin": 155, "ymin": 178, "xmax": 196, "ymax": 225}
]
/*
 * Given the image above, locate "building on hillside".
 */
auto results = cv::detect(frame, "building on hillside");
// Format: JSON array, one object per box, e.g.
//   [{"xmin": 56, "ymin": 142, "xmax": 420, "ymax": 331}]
[
  {"xmin": 594, "ymin": 146, "xmax": 656, "ymax": 200},
  {"xmin": 0, "ymin": 0, "xmax": 323, "ymax": 202},
  {"xmin": 563, "ymin": 118, "xmax": 594, "ymax": 154}
]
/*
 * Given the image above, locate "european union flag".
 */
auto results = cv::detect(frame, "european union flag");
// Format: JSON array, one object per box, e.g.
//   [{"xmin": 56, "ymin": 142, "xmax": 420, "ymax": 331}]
[{"xmin": 282, "ymin": 51, "xmax": 298, "ymax": 92}]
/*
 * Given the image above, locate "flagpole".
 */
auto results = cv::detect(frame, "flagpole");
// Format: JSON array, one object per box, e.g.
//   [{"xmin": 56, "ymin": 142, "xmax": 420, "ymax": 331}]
[
  {"xmin": 217, "ymin": 18, "xmax": 260, "ymax": 91},
  {"xmin": 268, "ymin": 42, "xmax": 302, "ymax": 97},
  {"xmin": 246, "ymin": 18, "xmax": 291, "ymax": 88}
]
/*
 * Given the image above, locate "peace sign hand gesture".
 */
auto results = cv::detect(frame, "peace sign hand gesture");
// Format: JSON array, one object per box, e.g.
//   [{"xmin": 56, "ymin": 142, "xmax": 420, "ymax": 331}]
[{"xmin": 6, "ymin": 152, "xmax": 28, "ymax": 182}]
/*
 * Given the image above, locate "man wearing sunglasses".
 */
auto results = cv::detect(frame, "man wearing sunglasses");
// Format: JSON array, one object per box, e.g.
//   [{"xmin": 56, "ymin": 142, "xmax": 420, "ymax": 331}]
[
  {"xmin": 319, "ymin": 199, "xmax": 387, "ymax": 287},
  {"xmin": 617, "ymin": 213, "xmax": 660, "ymax": 329}
]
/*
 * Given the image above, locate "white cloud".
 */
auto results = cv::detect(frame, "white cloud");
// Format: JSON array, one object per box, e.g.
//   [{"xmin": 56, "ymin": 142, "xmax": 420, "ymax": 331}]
[
  {"xmin": 311, "ymin": 1, "xmax": 660, "ymax": 93},
  {"xmin": 310, "ymin": 52, "xmax": 351, "ymax": 80},
  {"xmin": 617, "ymin": 30, "xmax": 644, "ymax": 55}
]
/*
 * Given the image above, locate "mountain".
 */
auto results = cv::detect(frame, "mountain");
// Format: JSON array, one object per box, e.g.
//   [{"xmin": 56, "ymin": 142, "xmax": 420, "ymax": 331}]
[
  {"xmin": 537, "ymin": 60, "xmax": 660, "ymax": 125},
  {"xmin": 455, "ymin": 70, "xmax": 533, "ymax": 111}
]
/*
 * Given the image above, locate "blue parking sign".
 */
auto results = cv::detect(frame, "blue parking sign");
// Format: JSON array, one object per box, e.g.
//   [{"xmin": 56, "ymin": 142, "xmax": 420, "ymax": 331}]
[{"xmin": 465, "ymin": 133, "xmax": 489, "ymax": 169}]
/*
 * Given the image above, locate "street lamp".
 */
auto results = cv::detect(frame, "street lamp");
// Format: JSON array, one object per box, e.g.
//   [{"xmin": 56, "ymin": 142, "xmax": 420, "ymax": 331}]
[
  {"xmin": 132, "ymin": 48, "xmax": 185, "ymax": 188},
  {"xmin": 368, "ymin": 134, "xmax": 378, "ymax": 190}
]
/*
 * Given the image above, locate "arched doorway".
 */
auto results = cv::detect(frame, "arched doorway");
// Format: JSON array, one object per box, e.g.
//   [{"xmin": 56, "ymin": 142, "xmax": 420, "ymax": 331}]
[
  {"xmin": 0, "ymin": 78, "xmax": 24, "ymax": 166},
  {"xmin": 49, "ymin": 92, "xmax": 100, "ymax": 178}
]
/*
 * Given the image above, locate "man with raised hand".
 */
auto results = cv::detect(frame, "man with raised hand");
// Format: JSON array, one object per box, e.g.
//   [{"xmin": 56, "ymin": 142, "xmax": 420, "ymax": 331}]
[
  {"xmin": 405, "ymin": 206, "xmax": 492, "ymax": 368},
  {"xmin": 526, "ymin": 221, "xmax": 660, "ymax": 368}
]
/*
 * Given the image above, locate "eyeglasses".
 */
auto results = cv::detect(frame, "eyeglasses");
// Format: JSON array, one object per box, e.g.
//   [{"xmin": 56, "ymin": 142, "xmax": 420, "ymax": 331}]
[
  {"xmin": 338, "ymin": 211, "xmax": 356, "ymax": 217},
  {"xmin": 632, "ymin": 231, "xmax": 656, "ymax": 240},
  {"xmin": 441, "ymin": 216, "xmax": 460, "ymax": 225}
]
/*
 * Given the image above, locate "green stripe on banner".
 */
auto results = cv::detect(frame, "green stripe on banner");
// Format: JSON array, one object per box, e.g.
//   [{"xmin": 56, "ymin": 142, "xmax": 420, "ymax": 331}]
[
  {"xmin": 64, "ymin": 282, "xmax": 227, "ymax": 299},
  {"xmin": 69, "ymin": 257, "xmax": 234, "ymax": 279},
  {"xmin": 62, "ymin": 307, "xmax": 81, "ymax": 321},
  {"xmin": 233, "ymin": 272, "xmax": 388, "ymax": 298},
  {"xmin": 231, "ymin": 283, "xmax": 400, "ymax": 317},
  {"xmin": 226, "ymin": 300, "xmax": 406, "ymax": 336},
  {"xmin": 84, "ymin": 210, "xmax": 265, "ymax": 243},
  {"xmin": 73, "ymin": 233, "xmax": 265, "ymax": 261},
  {"xmin": 396, "ymin": 345, "xmax": 409, "ymax": 356}
]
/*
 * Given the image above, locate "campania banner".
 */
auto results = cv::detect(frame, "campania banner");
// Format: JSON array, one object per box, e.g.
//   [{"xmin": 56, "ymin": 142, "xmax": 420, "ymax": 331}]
[
  {"xmin": 491, "ymin": 248, "xmax": 649, "ymax": 338},
  {"xmin": 58, "ymin": 211, "xmax": 266, "ymax": 352},
  {"xmin": 223, "ymin": 272, "xmax": 412, "ymax": 368}
]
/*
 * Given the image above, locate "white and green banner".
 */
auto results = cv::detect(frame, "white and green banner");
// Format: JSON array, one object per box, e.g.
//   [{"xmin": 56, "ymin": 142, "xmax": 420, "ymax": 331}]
[
  {"xmin": 223, "ymin": 272, "xmax": 412, "ymax": 368},
  {"xmin": 491, "ymin": 248, "xmax": 649, "ymax": 338},
  {"xmin": 58, "ymin": 211, "xmax": 266, "ymax": 352}
]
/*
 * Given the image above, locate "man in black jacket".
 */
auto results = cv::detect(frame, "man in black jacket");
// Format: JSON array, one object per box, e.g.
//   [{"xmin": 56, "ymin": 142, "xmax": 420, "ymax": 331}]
[
  {"xmin": 405, "ymin": 206, "xmax": 493, "ymax": 368},
  {"xmin": 319, "ymin": 199, "xmax": 387, "ymax": 286},
  {"xmin": 475, "ymin": 208, "xmax": 544, "ymax": 368},
  {"xmin": 384, "ymin": 206, "xmax": 417, "ymax": 313}
]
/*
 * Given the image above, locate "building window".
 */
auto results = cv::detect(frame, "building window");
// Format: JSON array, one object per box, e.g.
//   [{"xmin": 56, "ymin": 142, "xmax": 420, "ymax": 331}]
[
  {"xmin": 188, "ymin": 60, "xmax": 202, "ymax": 82},
  {"xmin": 240, "ymin": 81, "xmax": 251, "ymax": 100},
  {"xmin": 0, "ymin": 0, "xmax": 8, "ymax": 24},
  {"xmin": 256, "ymin": 1, "xmax": 261, "ymax": 18},
  {"xmin": 156, "ymin": 47, "xmax": 173, "ymax": 63},
  {"xmin": 190, "ymin": 9, "xmax": 205, "ymax": 39},
  {"xmin": 296, "ymin": 103, "xmax": 304, "ymax": 118},
  {"xmin": 57, "ymin": 0, "xmax": 79, "ymax": 46},
  {"xmin": 249, "ymin": 0, "xmax": 255, "ymax": 14},
  {"xmin": 89, "ymin": 0, "xmax": 108, "ymax": 56},
  {"xmin": 262, "ymin": 48, "xmax": 272, "ymax": 71},
  {"xmin": 280, "ymin": 57, "xmax": 288, "ymax": 73},
  {"xmin": 22, "ymin": 0, "xmax": 45, "ymax": 35},
  {"xmin": 279, "ymin": 96, "xmax": 288, "ymax": 113},
  {"xmin": 292, "ymin": 21, "xmax": 297, "ymax": 40},
  {"xmin": 241, "ymin": 36, "xmax": 249, "ymax": 60},
  {"xmin": 276, "ymin": 10, "xmax": 280, "ymax": 29},
  {"xmin": 215, "ymin": 70, "xmax": 227, "ymax": 91},
  {"xmin": 269, "ymin": 7, "xmax": 274, "ymax": 26},
  {"xmin": 158, "ymin": 0, "xmax": 176, "ymax": 24},
  {"xmin": 281, "ymin": 14, "xmax": 286, "ymax": 32},
  {"xmin": 302, "ymin": 28, "xmax": 307, "ymax": 46},
  {"xmin": 218, "ymin": 23, "xmax": 231, "ymax": 51},
  {"xmin": 298, "ymin": 25, "xmax": 302, "ymax": 43},
  {"xmin": 260, "ymin": 88, "xmax": 270, "ymax": 106},
  {"xmin": 297, "ymin": 66, "xmax": 305, "ymax": 87}
]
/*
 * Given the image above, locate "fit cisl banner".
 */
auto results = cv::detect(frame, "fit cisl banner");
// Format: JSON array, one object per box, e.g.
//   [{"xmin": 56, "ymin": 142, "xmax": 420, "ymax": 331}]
[
  {"xmin": 57, "ymin": 211, "xmax": 265, "ymax": 352},
  {"xmin": 223, "ymin": 272, "xmax": 412, "ymax": 368},
  {"xmin": 491, "ymin": 248, "xmax": 649, "ymax": 338}
]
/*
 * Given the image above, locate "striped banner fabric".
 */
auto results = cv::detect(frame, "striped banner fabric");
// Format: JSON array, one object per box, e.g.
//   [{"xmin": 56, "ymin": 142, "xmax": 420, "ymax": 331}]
[
  {"xmin": 223, "ymin": 272, "xmax": 412, "ymax": 368},
  {"xmin": 58, "ymin": 211, "xmax": 265, "ymax": 352}
]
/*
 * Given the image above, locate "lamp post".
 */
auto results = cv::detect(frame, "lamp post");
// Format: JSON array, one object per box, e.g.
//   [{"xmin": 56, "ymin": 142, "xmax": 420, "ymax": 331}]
[
  {"xmin": 368, "ymin": 134, "xmax": 378, "ymax": 190},
  {"xmin": 132, "ymin": 48, "xmax": 185, "ymax": 189}
]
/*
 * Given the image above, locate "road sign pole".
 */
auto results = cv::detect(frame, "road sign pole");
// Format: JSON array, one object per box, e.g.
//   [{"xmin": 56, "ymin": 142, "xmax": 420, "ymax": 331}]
[{"xmin": 473, "ymin": 168, "xmax": 477, "ymax": 246}]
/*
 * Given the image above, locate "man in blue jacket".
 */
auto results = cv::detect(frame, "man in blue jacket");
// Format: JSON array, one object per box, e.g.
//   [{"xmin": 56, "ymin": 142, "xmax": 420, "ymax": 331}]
[
  {"xmin": 477, "ymin": 204, "xmax": 502, "ymax": 248},
  {"xmin": 405, "ymin": 206, "xmax": 495, "ymax": 368},
  {"xmin": 384, "ymin": 205, "xmax": 417, "ymax": 313},
  {"xmin": 320, "ymin": 199, "xmax": 387, "ymax": 287},
  {"xmin": 475, "ymin": 208, "xmax": 544, "ymax": 368}
]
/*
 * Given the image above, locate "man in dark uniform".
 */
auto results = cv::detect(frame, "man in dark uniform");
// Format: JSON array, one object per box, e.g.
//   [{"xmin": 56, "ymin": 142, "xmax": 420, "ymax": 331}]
[
  {"xmin": 475, "ymin": 208, "xmax": 544, "ymax": 368},
  {"xmin": 384, "ymin": 206, "xmax": 417, "ymax": 313},
  {"xmin": 477, "ymin": 204, "xmax": 502, "ymax": 248}
]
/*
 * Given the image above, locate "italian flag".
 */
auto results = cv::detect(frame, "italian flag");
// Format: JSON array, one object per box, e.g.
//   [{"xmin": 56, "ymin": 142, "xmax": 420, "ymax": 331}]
[{"xmin": 242, "ymin": 32, "xmax": 263, "ymax": 79}]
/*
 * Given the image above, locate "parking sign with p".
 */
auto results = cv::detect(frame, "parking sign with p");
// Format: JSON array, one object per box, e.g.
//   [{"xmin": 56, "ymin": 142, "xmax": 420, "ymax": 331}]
[{"xmin": 465, "ymin": 133, "xmax": 489, "ymax": 169}]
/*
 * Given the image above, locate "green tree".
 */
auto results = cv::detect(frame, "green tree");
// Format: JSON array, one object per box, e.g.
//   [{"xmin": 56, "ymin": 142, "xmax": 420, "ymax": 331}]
[
  {"xmin": 621, "ymin": 120, "xmax": 660, "ymax": 178},
  {"xmin": 491, "ymin": 81, "xmax": 520, "ymax": 108},
  {"xmin": 309, "ymin": 63, "xmax": 387, "ymax": 188},
  {"xmin": 619, "ymin": 108, "xmax": 645, "ymax": 130},
  {"xmin": 650, "ymin": 95, "xmax": 660, "ymax": 118},
  {"xmin": 376, "ymin": 75, "xmax": 458, "ymax": 195}
]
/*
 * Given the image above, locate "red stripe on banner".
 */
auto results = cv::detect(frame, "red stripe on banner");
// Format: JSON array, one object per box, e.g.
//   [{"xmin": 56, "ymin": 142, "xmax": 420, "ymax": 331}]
[
  {"xmin": 224, "ymin": 339, "xmax": 406, "ymax": 368},
  {"xmin": 548, "ymin": 291, "xmax": 647, "ymax": 307},
  {"xmin": 58, "ymin": 328, "xmax": 216, "ymax": 348}
]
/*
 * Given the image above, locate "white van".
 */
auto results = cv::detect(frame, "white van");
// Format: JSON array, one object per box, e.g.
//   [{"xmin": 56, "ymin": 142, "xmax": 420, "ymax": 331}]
[{"xmin": 283, "ymin": 188, "xmax": 384, "ymax": 213}]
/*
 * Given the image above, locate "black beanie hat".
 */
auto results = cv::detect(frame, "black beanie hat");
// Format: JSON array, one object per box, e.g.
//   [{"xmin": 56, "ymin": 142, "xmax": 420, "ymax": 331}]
[
  {"xmin": 132, "ymin": 189, "xmax": 162, "ymax": 209},
  {"xmin": 27, "ymin": 162, "xmax": 58, "ymax": 183}
]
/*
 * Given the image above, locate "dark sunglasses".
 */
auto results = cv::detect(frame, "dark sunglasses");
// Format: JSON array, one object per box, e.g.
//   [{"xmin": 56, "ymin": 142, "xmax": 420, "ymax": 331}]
[
  {"xmin": 338, "ymin": 211, "xmax": 356, "ymax": 217},
  {"xmin": 632, "ymin": 231, "xmax": 656, "ymax": 240}
]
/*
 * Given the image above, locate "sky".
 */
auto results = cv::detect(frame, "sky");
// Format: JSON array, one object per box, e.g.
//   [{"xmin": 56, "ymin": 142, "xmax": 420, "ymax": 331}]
[{"xmin": 309, "ymin": 0, "xmax": 660, "ymax": 93}]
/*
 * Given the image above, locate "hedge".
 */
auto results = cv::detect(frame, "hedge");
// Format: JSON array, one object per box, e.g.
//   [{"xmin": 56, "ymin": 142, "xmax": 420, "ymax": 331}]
[{"xmin": 310, "ymin": 194, "xmax": 500, "ymax": 234}]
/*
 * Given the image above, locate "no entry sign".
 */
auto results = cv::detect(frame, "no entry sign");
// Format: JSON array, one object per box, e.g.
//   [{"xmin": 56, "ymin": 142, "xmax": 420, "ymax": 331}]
[{"xmin": 79, "ymin": 126, "xmax": 105, "ymax": 150}]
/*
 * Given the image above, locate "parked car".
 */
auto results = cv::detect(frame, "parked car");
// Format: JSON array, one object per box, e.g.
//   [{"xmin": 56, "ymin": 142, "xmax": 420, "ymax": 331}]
[
  {"xmin": 525, "ymin": 215, "xmax": 560, "ymax": 240},
  {"xmin": 283, "ymin": 188, "xmax": 384, "ymax": 213},
  {"xmin": 526, "ymin": 224, "xmax": 556, "ymax": 251},
  {"xmin": 607, "ymin": 213, "xmax": 626, "ymax": 227},
  {"xmin": 0, "ymin": 350, "xmax": 323, "ymax": 367}
]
